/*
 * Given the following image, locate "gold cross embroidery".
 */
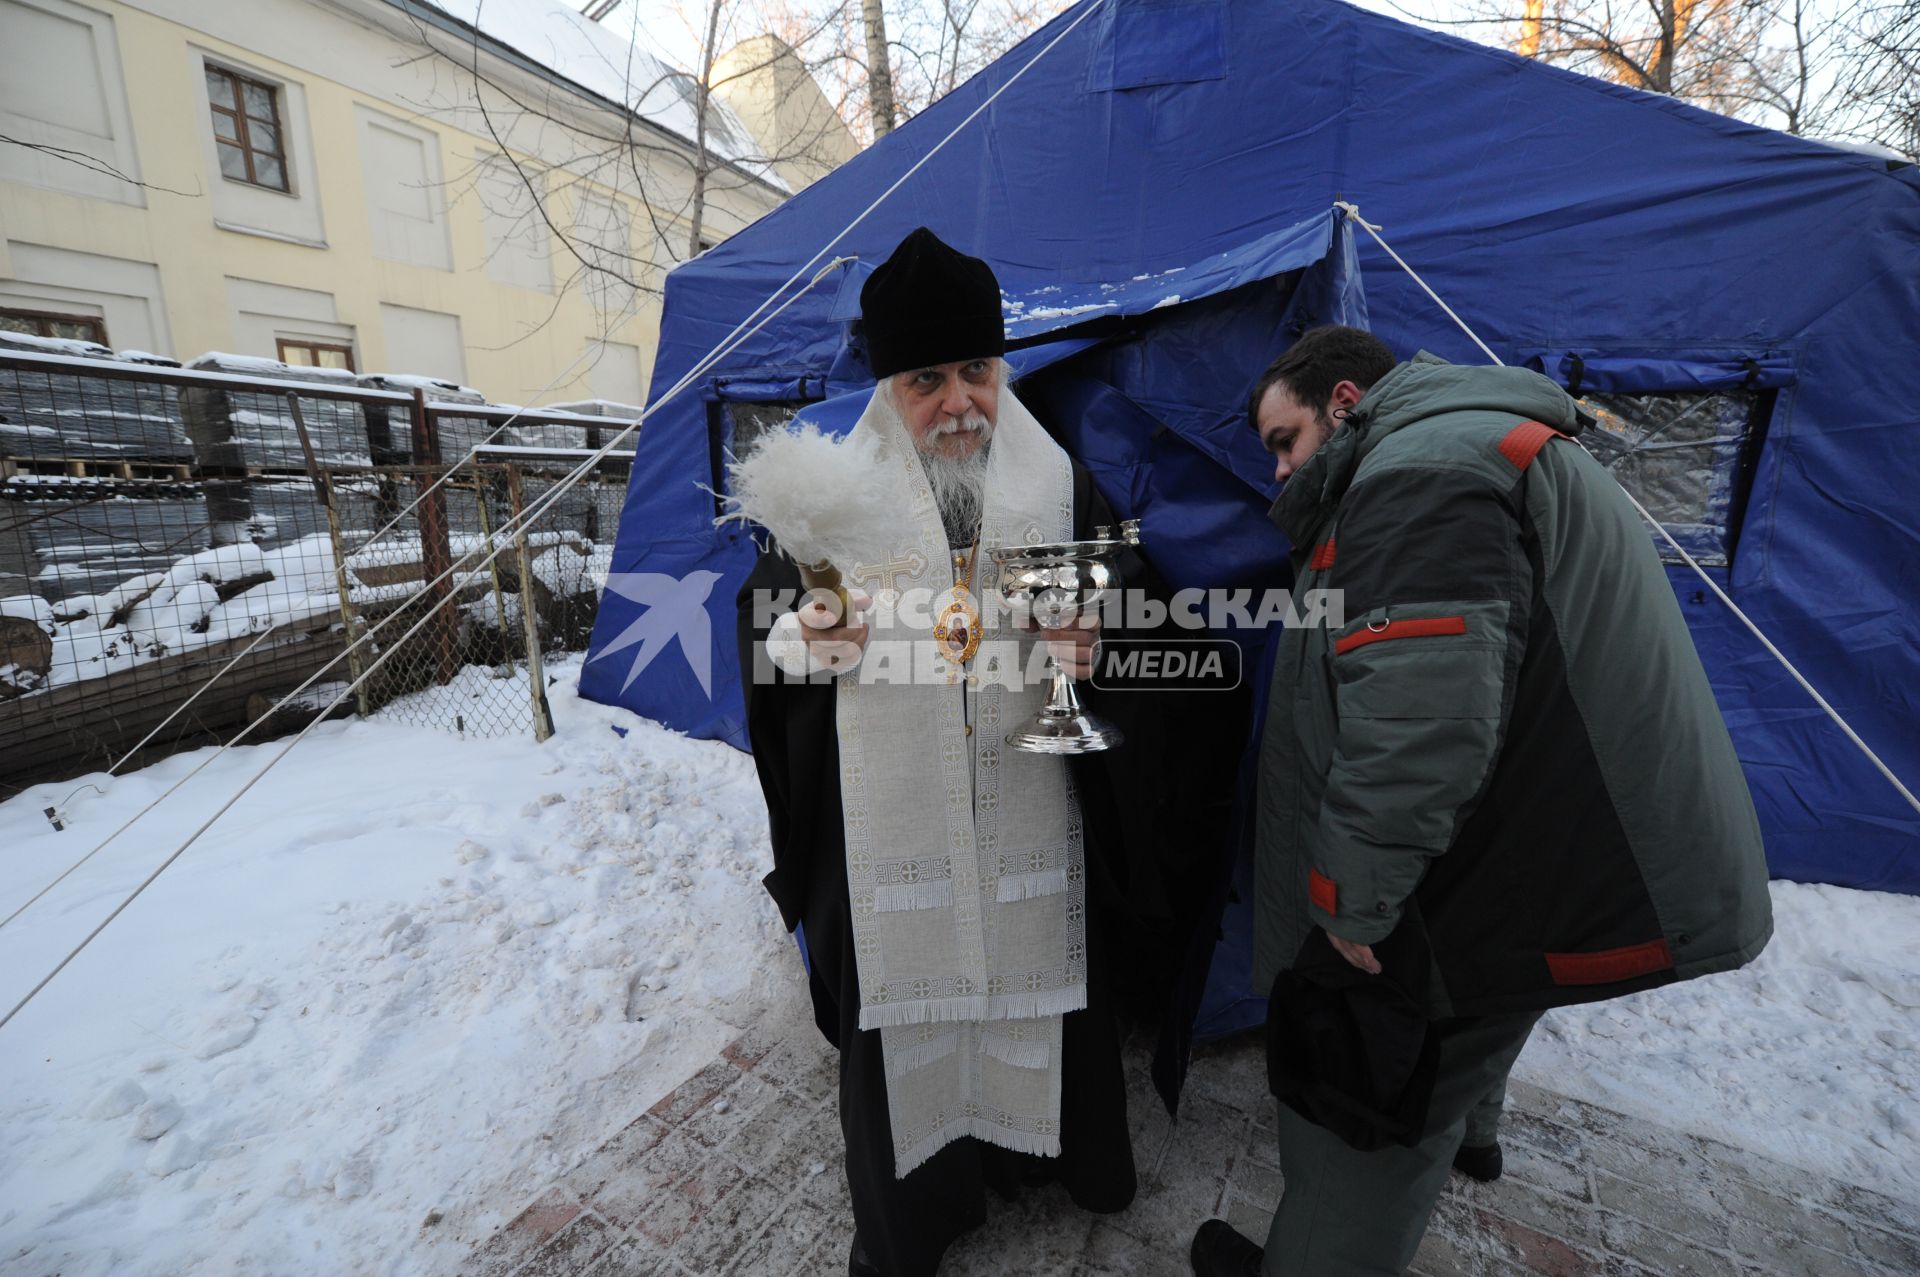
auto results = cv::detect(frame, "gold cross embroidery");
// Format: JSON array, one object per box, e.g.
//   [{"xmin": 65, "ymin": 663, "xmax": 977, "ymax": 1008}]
[{"xmin": 852, "ymin": 546, "xmax": 928, "ymax": 594}]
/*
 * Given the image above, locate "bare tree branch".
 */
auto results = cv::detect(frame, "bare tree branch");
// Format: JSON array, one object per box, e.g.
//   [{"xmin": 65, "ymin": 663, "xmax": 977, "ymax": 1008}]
[{"xmin": 0, "ymin": 135, "xmax": 204, "ymax": 198}]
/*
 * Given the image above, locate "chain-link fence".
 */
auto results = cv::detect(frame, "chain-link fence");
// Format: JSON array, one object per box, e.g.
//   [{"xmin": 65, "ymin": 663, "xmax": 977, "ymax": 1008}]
[{"xmin": 1, "ymin": 345, "xmax": 634, "ymax": 795}]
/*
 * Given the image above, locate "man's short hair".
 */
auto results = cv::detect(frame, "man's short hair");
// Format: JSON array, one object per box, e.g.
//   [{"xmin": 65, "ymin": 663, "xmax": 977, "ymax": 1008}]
[{"xmin": 1247, "ymin": 326, "xmax": 1397, "ymax": 430}]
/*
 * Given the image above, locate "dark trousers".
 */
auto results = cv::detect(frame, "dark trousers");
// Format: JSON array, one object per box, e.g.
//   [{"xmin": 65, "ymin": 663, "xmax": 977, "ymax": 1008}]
[{"xmin": 1262, "ymin": 1011, "xmax": 1541, "ymax": 1276}]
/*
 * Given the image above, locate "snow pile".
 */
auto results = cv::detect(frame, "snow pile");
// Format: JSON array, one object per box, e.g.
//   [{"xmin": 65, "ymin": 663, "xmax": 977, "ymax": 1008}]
[
  {"xmin": 187, "ymin": 352, "xmax": 361, "ymax": 385},
  {"xmin": 14, "ymin": 520, "xmax": 607, "ymax": 694},
  {"xmin": 1, "ymin": 592, "xmax": 56, "ymax": 629},
  {"xmin": 1517, "ymin": 879, "xmax": 1920, "ymax": 1200},
  {"xmin": 0, "ymin": 664, "xmax": 797, "ymax": 1277},
  {"xmin": 0, "ymin": 335, "xmax": 177, "ymax": 368},
  {"xmin": 0, "ymin": 331, "xmax": 118, "ymax": 360},
  {"xmin": 357, "ymin": 373, "xmax": 485, "ymax": 402},
  {"xmin": 26, "ymin": 538, "xmax": 342, "ymax": 690}
]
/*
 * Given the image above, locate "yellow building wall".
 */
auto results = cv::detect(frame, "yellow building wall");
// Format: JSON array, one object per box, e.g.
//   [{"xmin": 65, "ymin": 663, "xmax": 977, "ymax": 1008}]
[{"xmin": 0, "ymin": 0, "xmax": 794, "ymax": 407}]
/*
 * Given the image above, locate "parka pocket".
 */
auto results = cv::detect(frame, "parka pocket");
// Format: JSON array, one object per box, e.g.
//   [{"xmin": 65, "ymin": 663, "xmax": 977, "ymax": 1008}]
[{"xmin": 1331, "ymin": 600, "xmax": 1511, "ymax": 722}]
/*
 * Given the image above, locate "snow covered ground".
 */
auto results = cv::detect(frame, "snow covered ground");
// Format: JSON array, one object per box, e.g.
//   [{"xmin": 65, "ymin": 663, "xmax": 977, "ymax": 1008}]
[
  {"xmin": 1, "ymin": 669, "xmax": 1915, "ymax": 1275},
  {"xmin": 0, "ymin": 659, "xmax": 800, "ymax": 1277},
  {"xmin": 1516, "ymin": 878, "xmax": 1920, "ymax": 1201}
]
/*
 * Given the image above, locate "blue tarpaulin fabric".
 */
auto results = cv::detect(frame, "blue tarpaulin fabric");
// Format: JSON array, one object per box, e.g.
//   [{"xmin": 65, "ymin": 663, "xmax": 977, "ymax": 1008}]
[{"xmin": 583, "ymin": 0, "xmax": 1920, "ymax": 1039}]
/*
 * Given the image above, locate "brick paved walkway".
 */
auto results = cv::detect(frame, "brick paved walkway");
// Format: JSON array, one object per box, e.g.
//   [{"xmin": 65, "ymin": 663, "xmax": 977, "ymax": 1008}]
[{"xmin": 463, "ymin": 1016, "xmax": 1920, "ymax": 1277}]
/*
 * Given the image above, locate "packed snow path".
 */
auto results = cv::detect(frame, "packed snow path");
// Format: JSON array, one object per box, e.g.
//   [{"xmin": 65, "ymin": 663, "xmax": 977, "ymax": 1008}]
[
  {"xmin": 2, "ymin": 660, "xmax": 1916, "ymax": 1274},
  {"xmin": 461, "ymin": 1018, "xmax": 1920, "ymax": 1277}
]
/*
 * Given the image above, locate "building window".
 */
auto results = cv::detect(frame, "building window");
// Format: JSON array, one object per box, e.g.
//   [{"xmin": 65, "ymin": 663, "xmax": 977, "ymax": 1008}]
[
  {"xmin": 206, "ymin": 64, "xmax": 289, "ymax": 192},
  {"xmin": 0, "ymin": 307, "xmax": 108, "ymax": 345},
  {"xmin": 277, "ymin": 338, "xmax": 354, "ymax": 370}
]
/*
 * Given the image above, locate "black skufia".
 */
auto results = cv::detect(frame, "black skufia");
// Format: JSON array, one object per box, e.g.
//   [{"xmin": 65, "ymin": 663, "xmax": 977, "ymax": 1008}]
[{"xmin": 1265, "ymin": 906, "xmax": 1442, "ymax": 1151}]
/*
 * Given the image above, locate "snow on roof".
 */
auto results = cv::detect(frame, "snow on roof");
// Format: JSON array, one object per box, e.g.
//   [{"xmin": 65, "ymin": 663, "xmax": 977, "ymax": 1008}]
[
  {"xmin": 358, "ymin": 372, "xmax": 486, "ymax": 402},
  {"xmin": 187, "ymin": 352, "xmax": 363, "ymax": 385},
  {"xmin": 0, "ymin": 331, "xmax": 117, "ymax": 360},
  {"xmin": 412, "ymin": 0, "xmax": 783, "ymax": 191}
]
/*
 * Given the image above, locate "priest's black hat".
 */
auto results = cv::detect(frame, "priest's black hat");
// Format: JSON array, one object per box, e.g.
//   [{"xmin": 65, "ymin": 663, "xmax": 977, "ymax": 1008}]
[{"xmin": 860, "ymin": 227, "xmax": 1005, "ymax": 379}]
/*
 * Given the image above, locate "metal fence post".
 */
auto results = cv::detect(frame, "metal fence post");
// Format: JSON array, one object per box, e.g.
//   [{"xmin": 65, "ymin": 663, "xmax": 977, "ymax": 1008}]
[
  {"xmin": 409, "ymin": 388, "xmax": 459, "ymax": 684},
  {"xmin": 320, "ymin": 472, "xmax": 371, "ymax": 719},
  {"xmin": 472, "ymin": 468, "xmax": 514, "ymax": 672},
  {"xmin": 506, "ymin": 465, "xmax": 555, "ymax": 743}
]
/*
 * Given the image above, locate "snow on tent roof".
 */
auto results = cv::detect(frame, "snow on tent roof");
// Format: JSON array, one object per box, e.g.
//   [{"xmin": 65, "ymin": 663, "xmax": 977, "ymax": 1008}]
[{"xmin": 408, "ymin": 0, "xmax": 782, "ymax": 191}]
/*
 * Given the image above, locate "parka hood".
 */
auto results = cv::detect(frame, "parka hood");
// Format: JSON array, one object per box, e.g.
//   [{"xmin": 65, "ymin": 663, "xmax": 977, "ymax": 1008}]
[{"xmin": 1269, "ymin": 353, "xmax": 1591, "ymax": 549}]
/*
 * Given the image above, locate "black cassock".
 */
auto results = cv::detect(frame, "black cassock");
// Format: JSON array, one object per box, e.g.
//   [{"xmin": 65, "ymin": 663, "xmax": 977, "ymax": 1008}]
[{"xmin": 735, "ymin": 465, "xmax": 1222, "ymax": 1275}]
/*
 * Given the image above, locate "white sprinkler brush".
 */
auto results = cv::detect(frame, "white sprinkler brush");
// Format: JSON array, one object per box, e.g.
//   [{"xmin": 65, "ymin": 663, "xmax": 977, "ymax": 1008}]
[{"xmin": 719, "ymin": 424, "xmax": 907, "ymax": 621}]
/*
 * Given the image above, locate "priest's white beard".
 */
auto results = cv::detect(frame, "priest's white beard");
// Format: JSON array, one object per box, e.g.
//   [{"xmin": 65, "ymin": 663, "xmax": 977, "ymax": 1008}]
[{"xmin": 920, "ymin": 420, "xmax": 993, "ymax": 547}]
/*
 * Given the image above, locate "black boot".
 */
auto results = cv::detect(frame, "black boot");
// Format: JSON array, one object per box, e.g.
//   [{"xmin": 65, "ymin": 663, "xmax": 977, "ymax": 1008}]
[
  {"xmin": 1453, "ymin": 1140, "xmax": 1503, "ymax": 1182},
  {"xmin": 1190, "ymin": 1218, "xmax": 1263, "ymax": 1276}
]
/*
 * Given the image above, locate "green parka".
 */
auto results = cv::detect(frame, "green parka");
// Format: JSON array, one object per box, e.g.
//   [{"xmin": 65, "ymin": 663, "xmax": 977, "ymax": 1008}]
[{"xmin": 1255, "ymin": 355, "xmax": 1772, "ymax": 1016}]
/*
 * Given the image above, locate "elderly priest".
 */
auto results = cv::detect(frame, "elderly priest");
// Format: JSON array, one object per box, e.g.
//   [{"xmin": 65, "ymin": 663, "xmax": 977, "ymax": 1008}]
[{"xmin": 735, "ymin": 228, "xmax": 1148, "ymax": 1276}]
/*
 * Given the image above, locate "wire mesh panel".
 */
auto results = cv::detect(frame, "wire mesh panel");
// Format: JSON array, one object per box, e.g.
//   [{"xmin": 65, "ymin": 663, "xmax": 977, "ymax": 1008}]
[
  {"xmin": 461, "ymin": 403, "xmax": 634, "ymax": 658},
  {"xmin": 1, "ymin": 351, "xmax": 633, "ymax": 792},
  {"xmin": 318, "ymin": 465, "xmax": 535, "ymax": 739},
  {"xmin": 507, "ymin": 472, "xmax": 624, "ymax": 653},
  {"xmin": 0, "ymin": 353, "xmax": 397, "ymax": 793}
]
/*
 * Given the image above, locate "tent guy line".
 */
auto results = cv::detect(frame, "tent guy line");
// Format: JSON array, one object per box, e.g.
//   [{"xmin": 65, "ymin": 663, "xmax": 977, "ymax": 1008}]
[
  {"xmin": 8, "ymin": 415, "xmax": 527, "ymax": 935},
  {"xmin": 1333, "ymin": 201, "xmax": 1501, "ymax": 367},
  {"xmin": 3, "ymin": 285, "xmax": 660, "ymax": 940},
  {"xmin": 77, "ymin": 277, "xmax": 659, "ymax": 787},
  {"xmin": 0, "ymin": 0, "xmax": 1119, "ymax": 1031},
  {"xmin": 0, "ymin": 261, "xmax": 824, "ymax": 1033},
  {"xmin": 1337, "ymin": 201, "xmax": 1920, "ymax": 820}
]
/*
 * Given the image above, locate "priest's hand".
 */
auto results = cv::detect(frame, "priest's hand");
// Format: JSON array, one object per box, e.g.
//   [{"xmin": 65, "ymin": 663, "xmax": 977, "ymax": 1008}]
[
  {"xmin": 1032, "ymin": 612, "xmax": 1101, "ymax": 680},
  {"xmin": 796, "ymin": 587, "xmax": 871, "ymax": 674}
]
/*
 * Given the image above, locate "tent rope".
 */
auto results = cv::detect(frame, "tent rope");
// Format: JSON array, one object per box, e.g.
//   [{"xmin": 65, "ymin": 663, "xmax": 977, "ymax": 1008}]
[
  {"xmin": 0, "ymin": 263, "xmax": 833, "ymax": 1029},
  {"xmin": 0, "ymin": 0, "xmax": 1115, "ymax": 1031},
  {"xmin": 1333, "ymin": 201, "xmax": 1920, "ymax": 819},
  {"xmin": 7, "ymin": 287, "xmax": 658, "ymax": 937}
]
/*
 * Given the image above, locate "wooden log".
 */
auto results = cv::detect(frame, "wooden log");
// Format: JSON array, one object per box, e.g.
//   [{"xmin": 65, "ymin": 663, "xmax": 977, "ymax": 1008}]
[
  {"xmin": 1, "ymin": 614, "xmax": 52, "ymax": 678},
  {"xmin": 1, "ymin": 613, "xmax": 52, "ymax": 698},
  {"xmin": 0, "ymin": 624, "xmax": 346, "ymax": 789}
]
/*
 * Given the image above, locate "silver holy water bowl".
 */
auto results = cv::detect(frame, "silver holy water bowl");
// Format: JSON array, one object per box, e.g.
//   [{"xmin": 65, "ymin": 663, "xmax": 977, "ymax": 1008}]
[{"xmin": 988, "ymin": 519, "xmax": 1141, "ymax": 754}]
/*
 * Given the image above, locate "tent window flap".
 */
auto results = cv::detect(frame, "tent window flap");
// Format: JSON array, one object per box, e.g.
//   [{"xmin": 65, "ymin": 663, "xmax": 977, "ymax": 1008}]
[
  {"xmin": 1578, "ymin": 387, "xmax": 1772, "ymax": 567},
  {"xmin": 1522, "ymin": 348, "xmax": 1790, "ymax": 568}
]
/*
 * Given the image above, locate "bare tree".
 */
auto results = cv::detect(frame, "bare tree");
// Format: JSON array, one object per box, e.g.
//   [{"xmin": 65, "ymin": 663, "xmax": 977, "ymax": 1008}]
[
  {"xmin": 1830, "ymin": 1, "xmax": 1920, "ymax": 158},
  {"xmin": 1717, "ymin": 0, "xmax": 1843, "ymax": 137},
  {"xmin": 763, "ymin": 0, "xmax": 1070, "ymax": 144},
  {"xmin": 1399, "ymin": 0, "xmax": 1847, "ymax": 135},
  {"xmin": 393, "ymin": 0, "xmax": 855, "ymax": 346},
  {"xmin": 862, "ymin": 0, "xmax": 898, "ymax": 137}
]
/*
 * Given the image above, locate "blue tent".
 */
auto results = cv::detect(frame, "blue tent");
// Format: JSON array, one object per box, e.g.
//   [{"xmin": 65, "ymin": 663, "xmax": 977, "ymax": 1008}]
[{"xmin": 583, "ymin": 0, "xmax": 1920, "ymax": 1015}]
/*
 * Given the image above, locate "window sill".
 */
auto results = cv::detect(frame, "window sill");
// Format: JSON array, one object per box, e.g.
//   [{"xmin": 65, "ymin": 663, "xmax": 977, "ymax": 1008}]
[{"xmin": 213, "ymin": 220, "xmax": 328, "ymax": 250}]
